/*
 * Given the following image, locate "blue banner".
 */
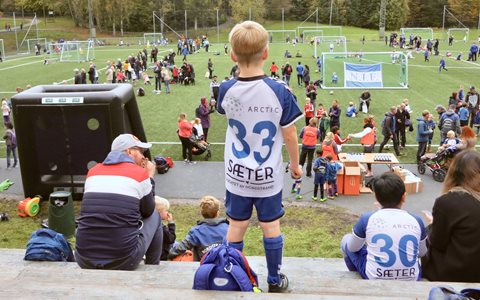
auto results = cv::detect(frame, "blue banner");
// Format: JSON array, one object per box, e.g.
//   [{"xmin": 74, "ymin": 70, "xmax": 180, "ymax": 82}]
[{"xmin": 344, "ymin": 63, "xmax": 383, "ymax": 88}]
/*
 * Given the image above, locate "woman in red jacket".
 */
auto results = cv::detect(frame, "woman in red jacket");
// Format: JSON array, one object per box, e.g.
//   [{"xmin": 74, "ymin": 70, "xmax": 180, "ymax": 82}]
[{"xmin": 178, "ymin": 113, "xmax": 196, "ymax": 164}]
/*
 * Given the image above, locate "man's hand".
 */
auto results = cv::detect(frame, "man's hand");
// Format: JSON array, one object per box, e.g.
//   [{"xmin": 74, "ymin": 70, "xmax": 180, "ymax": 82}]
[
  {"xmin": 144, "ymin": 160, "xmax": 156, "ymax": 178},
  {"xmin": 166, "ymin": 212, "xmax": 173, "ymax": 222}
]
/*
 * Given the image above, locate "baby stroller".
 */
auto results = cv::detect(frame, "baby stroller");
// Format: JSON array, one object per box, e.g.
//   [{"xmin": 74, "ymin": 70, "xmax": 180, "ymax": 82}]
[
  {"xmin": 189, "ymin": 135, "xmax": 212, "ymax": 160},
  {"xmin": 417, "ymin": 146, "xmax": 458, "ymax": 182}
]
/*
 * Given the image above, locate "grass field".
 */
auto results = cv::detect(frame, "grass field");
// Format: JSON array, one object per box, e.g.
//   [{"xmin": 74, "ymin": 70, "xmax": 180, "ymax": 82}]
[
  {"xmin": 1, "ymin": 24, "xmax": 479, "ymax": 163},
  {"xmin": 0, "ymin": 199, "xmax": 356, "ymax": 257}
]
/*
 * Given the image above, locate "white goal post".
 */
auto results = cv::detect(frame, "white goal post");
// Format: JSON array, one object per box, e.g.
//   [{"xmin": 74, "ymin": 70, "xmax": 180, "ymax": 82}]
[
  {"xmin": 266, "ymin": 30, "xmax": 297, "ymax": 43},
  {"xmin": 297, "ymin": 26, "xmax": 342, "ymax": 38},
  {"xmin": 0, "ymin": 39, "xmax": 4, "ymax": 61},
  {"xmin": 447, "ymin": 28, "xmax": 469, "ymax": 42},
  {"xmin": 400, "ymin": 28, "xmax": 434, "ymax": 40},
  {"xmin": 321, "ymin": 51, "xmax": 408, "ymax": 90},
  {"xmin": 313, "ymin": 36, "xmax": 347, "ymax": 58},
  {"xmin": 58, "ymin": 41, "xmax": 95, "ymax": 62},
  {"xmin": 27, "ymin": 38, "xmax": 48, "ymax": 54},
  {"xmin": 143, "ymin": 33, "xmax": 164, "ymax": 45}
]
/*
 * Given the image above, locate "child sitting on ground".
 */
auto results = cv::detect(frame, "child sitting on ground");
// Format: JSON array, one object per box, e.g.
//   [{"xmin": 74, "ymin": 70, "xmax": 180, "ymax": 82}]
[
  {"xmin": 141, "ymin": 71, "xmax": 151, "ymax": 85},
  {"xmin": 325, "ymin": 154, "xmax": 342, "ymax": 199},
  {"xmin": 346, "ymin": 102, "xmax": 357, "ymax": 117},
  {"xmin": 312, "ymin": 149, "xmax": 328, "ymax": 202},
  {"xmin": 154, "ymin": 196, "xmax": 177, "ymax": 261},
  {"xmin": 332, "ymin": 72, "xmax": 338, "ymax": 84},
  {"xmin": 168, "ymin": 196, "xmax": 229, "ymax": 261},
  {"xmin": 340, "ymin": 172, "xmax": 427, "ymax": 280}
]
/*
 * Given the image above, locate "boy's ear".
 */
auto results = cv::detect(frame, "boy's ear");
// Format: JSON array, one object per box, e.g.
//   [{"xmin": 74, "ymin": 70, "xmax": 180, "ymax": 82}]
[
  {"xmin": 262, "ymin": 47, "xmax": 269, "ymax": 61},
  {"xmin": 230, "ymin": 51, "xmax": 237, "ymax": 62}
]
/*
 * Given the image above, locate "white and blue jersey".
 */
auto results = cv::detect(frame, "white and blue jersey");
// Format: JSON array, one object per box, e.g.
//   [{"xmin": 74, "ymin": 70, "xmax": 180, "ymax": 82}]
[
  {"xmin": 350, "ymin": 209, "xmax": 427, "ymax": 280},
  {"xmin": 217, "ymin": 75, "xmax": 302, "ymax": 198}
]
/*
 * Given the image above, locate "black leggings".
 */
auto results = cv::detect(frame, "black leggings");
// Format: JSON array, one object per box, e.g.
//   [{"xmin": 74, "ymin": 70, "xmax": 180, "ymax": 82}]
[
  {"xmin": 202, "ymin": 127, "xmax": 209, "ymax": 142},
  {"xmin": 179, "ymin": 136, "xmax": 193, "ymax": 161}
]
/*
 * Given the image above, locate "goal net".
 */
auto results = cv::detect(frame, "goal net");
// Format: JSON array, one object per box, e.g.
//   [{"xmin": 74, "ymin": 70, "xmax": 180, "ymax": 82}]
[
  {"xmin": 143, "ymin": 33, "xmax": 164, "ymax": 46},
  {"xmin": 302, "ymin": 30, "xmax": 323, "ymax": 44},
  {"xmin": 267, "ymin": 30, "xmax": 297, "ymax": 43},
  {"xmin": 447, "ymin": 28, "xmax": 469, "ymax": 43},
  {"xmin": 59, "ymin": 41, "xmax": 95, "ymax": 62},
  {"xmin": 297, "ymin": 26, "xmax": 342, "ymax": 38},
  {"xmin": 400, "ymin": 28, "xmax": 434, "ymax": 41},
  {"xmin": 321, "ymin": 52, "xmax": 408, "ymax": 90},
  {"xmin": 0, "ymin": 39, "xmax": 4, "ymax": 61},
  {"xmin": 27, "ymin": 38, "xmax": 48, "ymax": 55},
  {"xmin": 313, "ymin": 36, "xmax": 347, "ymax": 58}
]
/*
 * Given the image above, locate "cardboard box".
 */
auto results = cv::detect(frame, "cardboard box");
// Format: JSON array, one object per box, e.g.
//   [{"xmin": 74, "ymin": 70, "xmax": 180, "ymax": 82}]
[
  {"xmin": 404, "ymin": 180, "xmax": 423, "ymax": 194},
  {"xmin": 336, "ymin": 162, "xmax": 344, "ymax": 194},
  {"xmin": 343, "ymin": 161, "xmax": 362, "ymax": 196}
]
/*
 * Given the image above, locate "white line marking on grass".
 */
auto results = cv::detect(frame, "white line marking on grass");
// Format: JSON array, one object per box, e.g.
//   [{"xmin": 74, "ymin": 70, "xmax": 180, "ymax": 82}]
[{"xmin": 0, "ymin": 60, "xmax": 44, "ymax": 71}]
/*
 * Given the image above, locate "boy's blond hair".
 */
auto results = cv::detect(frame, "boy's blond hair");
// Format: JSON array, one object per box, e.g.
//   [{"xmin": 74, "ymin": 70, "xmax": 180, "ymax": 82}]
[
  {"xmin": 199, "ymin": 195, "xmax": 220, "ymax": 218},
  {"xmin": 155, "ymin": 196, "xmax": 170, "ymax": 213},
  {"xmin": 229, "ymin": 21, "xmax": 268, "ymax": 66},
  {"xmin": 446, "ymin": 130, "xmax": 456, "ymax": 138}
]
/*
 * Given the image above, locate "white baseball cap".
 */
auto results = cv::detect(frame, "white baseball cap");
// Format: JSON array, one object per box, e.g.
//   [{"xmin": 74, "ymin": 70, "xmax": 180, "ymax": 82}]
[{"xmin": 111, "ymin": 134, "xmax": 152, "ymax": 152}]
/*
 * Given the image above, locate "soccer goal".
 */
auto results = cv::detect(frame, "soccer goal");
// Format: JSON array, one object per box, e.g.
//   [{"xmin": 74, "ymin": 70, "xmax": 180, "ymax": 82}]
[
  {"xmin": 447, "ymin": 28, "xmax": 469, "ymax": 43},
  {"xmin": 302, "ymin": 30, "xmax": 323, "ymax": 44},
  {"xmin": 321, "ymin": 52, "xmax": 408, "ymax": 90},
  {"xmin": 400, "ymin": 28, "xmax": 434, "ymax": 41},
  {"xmin": 27, "ymin": 38, "xmax": 48, "ymax": 55},
  {"xmin": 297, "ymin": 26, "xmax": 342, "ymax": 38},
  {"xmin": 267, "ymin": 30, "xmax": 297, "ymax": 43},
  {"xmin": 59, "ymin": 41, "xmax": 95, "ymax": 62},
  {"xmin": 144, "ymin": 33, "xmax": 164, "ymax": 46},
  {"xmin": 0, "ymin": 39, "xmax": 5, "ymax": 61},
  {"xmin": 313, "ymin": 36, "xmax": 347, "ymax": 58}
]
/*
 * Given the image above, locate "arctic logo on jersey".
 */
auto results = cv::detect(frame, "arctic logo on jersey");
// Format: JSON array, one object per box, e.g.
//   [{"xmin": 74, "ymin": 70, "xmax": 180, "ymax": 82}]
[
  {"xmin": 247, "ymin": 106, "xmax": 280, "ymax": 113},
  {"xmin": 222, "ymin": 96, "xmax": 243, "ymax": 118}
]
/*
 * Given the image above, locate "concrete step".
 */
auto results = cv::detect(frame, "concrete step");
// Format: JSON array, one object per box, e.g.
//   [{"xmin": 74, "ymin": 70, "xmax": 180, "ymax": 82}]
[{"xmin": 0, "ymin": 249, "xmax": 472, "ymax": 299}]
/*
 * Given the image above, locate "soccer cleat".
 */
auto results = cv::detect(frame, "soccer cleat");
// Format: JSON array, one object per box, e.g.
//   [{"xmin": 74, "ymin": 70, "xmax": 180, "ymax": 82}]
[
  {"xmin": 291, "ymin": 189, "xmax": 297, "ymax": 193},
  {"xmin": 295, "ymin": 195, "xmax": 303, "ymax": 200},
  {"xmin": 320, "ymin": 197, "xmax": 327, "ymax": 202},
  {"xmin": 268, "ymin": 273, "xmax": 290, "ymax": 293},
  {"xmin": 311, "ymin": 196, "xmax": 317, "ymax": 201}
]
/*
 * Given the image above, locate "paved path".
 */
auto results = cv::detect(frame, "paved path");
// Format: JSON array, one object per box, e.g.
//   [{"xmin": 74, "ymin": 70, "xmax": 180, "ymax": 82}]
[{"xmin": 0, "ymin": 161, "xmax": 440, "ymax": 222}]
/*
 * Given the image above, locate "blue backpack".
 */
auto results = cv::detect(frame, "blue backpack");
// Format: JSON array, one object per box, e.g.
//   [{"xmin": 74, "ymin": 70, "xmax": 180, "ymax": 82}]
[
  {"xmin": 193, "ymin": 244, "xmax": 260, "ymax": 292},
  {"xmin": 24, "ymin": 229, "xmax": 75, "ymax": 262}
]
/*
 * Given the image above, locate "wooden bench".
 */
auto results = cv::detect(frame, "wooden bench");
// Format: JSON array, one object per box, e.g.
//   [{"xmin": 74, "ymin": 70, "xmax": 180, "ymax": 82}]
[{"xmin": 0, "ymin": 249, "xmax": 472, "ymax": 299}]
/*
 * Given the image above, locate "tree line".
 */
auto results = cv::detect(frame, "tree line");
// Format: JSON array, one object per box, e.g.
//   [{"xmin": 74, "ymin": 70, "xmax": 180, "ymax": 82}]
[{"xmin": 0, "ymin": 0, "xmax": 478, "ymax": 33}]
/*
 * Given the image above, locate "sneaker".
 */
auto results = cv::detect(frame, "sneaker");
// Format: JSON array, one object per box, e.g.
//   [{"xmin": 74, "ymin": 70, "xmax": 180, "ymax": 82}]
[
  {"xmin": 188, "ymin": 161, "xmax": 197, "ymax": 165},
  {"xmin": 268, "ymin": 273, "xmax": 289, "ymax": 293},
  {"xmin": 295, "ymin": 195, "xmax": 303, "ymax": 200},
  {"xmin": 311, "ymin": 196, "xmax": 317, "ymax": 201},
  {"xmin": 328, "ymin": 195, "xmax": 335, "ymax": 200},
  {"xmin": 290, "ymin": 189, "xmax": 297, "ymax": 194},
  {"xmin": 334, "ymin": 193, "xmax": 339, "ymax": 197},
  {"xmin": 397, "ymin": 153, "xmax": 405, "ymax": 157},
  {"xmin": 320, "ymin": 197, "xmax": 327, "ymax": 202},
  {"xmin": 183, "ymin": 159, "xmax": 189, "ymax": 163}
]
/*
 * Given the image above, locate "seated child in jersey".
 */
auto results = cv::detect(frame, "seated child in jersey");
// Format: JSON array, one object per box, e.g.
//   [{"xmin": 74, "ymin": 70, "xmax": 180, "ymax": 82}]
[
  {"xmin": 340, "ymin": 172, "xmax": 427, "ymax": 280},
  {"xmin": 332, "ymin": 72, "xmax": 338, "ymax": 84},
  {"xmin": 155, "ymin": 196, "xmax": 177, "ymax": 261},
  {"xmin": 325, "ymin": 154, "xmax": 342, "ymax": 200},
  {"xmin": 312, "ymin": 149, "xmax": 328, "ymax": 202},
  {"xmin": 438, "ymin": 130, "xmax": 459, "ymax": 153},
  {"xmin": 346, "ymin": 102, "xmax": 357, "ymax": 118},
  {"xmin": 168, "ymin": 196, "xmax": 229, "ymax": 261},
  {"xmin": 192, "ymin": 118, "xmax": 209, "ymax": 149},
  {"xmin": 141, "ymin": 71, "xmax": 151, "ymax": 85}
]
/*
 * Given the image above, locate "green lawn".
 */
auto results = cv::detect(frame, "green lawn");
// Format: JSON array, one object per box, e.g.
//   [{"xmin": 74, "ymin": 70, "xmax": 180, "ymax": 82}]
[
  {"xmin": 0, "ymin": 200, "xmax": 356, "ymax": 258},
  {"xmin": 2, "ymin": 29, "xmax": 479, "ymax": 163}
]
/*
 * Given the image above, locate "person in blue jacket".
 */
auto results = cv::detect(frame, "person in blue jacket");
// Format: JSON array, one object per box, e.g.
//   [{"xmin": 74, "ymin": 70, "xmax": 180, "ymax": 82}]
[
  {"xmin": 168, "ymin": 196, "xmax": 229, "ymax": 261},
  {"xmin": 416, "ymin": 110, "xmax": 433, "ymax": 162},
  {"xmin": 296, "ymin": 62, "xmax": 304, "ymax": 86}
]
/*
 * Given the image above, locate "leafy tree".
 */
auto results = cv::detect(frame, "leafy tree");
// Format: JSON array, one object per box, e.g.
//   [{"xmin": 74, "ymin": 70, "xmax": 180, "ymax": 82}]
[
  {"xmin": 230, "ymin": 0, "xmax": 266, "ymax": 22},
  {"xmin": 448, "ymin": 0, "xmax": 479, "ymax": 27},
  {"xmin": 289, "ymin": 0, "xmax": 312, "ymax": 21}
]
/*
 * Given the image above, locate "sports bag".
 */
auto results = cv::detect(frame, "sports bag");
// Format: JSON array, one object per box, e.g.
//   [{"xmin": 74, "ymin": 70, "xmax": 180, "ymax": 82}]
[
  {"xmin": 154, "ymin": 156, "xmax": 170, "ymax": 174},
  {"xmin": 24, "ymin": 228, "xmax": 75, "ymax": 262},
  {"xmin": 193, "ymin": 244, "xmax": 260, "ymax": 292}
]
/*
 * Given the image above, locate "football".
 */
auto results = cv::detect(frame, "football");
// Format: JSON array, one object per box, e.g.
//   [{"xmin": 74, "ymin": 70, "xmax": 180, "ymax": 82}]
[{"xmin": 329, "ymin": 91, "xmax": 334, "ymax": 95}]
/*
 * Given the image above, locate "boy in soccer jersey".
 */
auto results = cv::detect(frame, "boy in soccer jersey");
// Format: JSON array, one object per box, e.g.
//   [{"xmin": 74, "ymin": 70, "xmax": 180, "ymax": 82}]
[
  {"xmin": 340, "ymin": 173, "xmax": 427, "ymax": 280},
  {"xmin": 217, "ymin": 21, "xmax": 303, "ymax": 293}
]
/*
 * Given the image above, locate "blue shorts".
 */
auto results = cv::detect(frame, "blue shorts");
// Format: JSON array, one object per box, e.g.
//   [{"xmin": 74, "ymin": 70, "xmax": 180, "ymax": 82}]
[{"xmin": 225, "ymin": 190, "xmax": 284, "ymax": 223}]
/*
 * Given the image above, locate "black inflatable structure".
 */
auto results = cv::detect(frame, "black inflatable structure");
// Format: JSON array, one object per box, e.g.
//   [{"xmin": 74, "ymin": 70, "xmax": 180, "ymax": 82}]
[{"xmin": 11, "ymin": 84, "xmax": 149, "ymax": 200}]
